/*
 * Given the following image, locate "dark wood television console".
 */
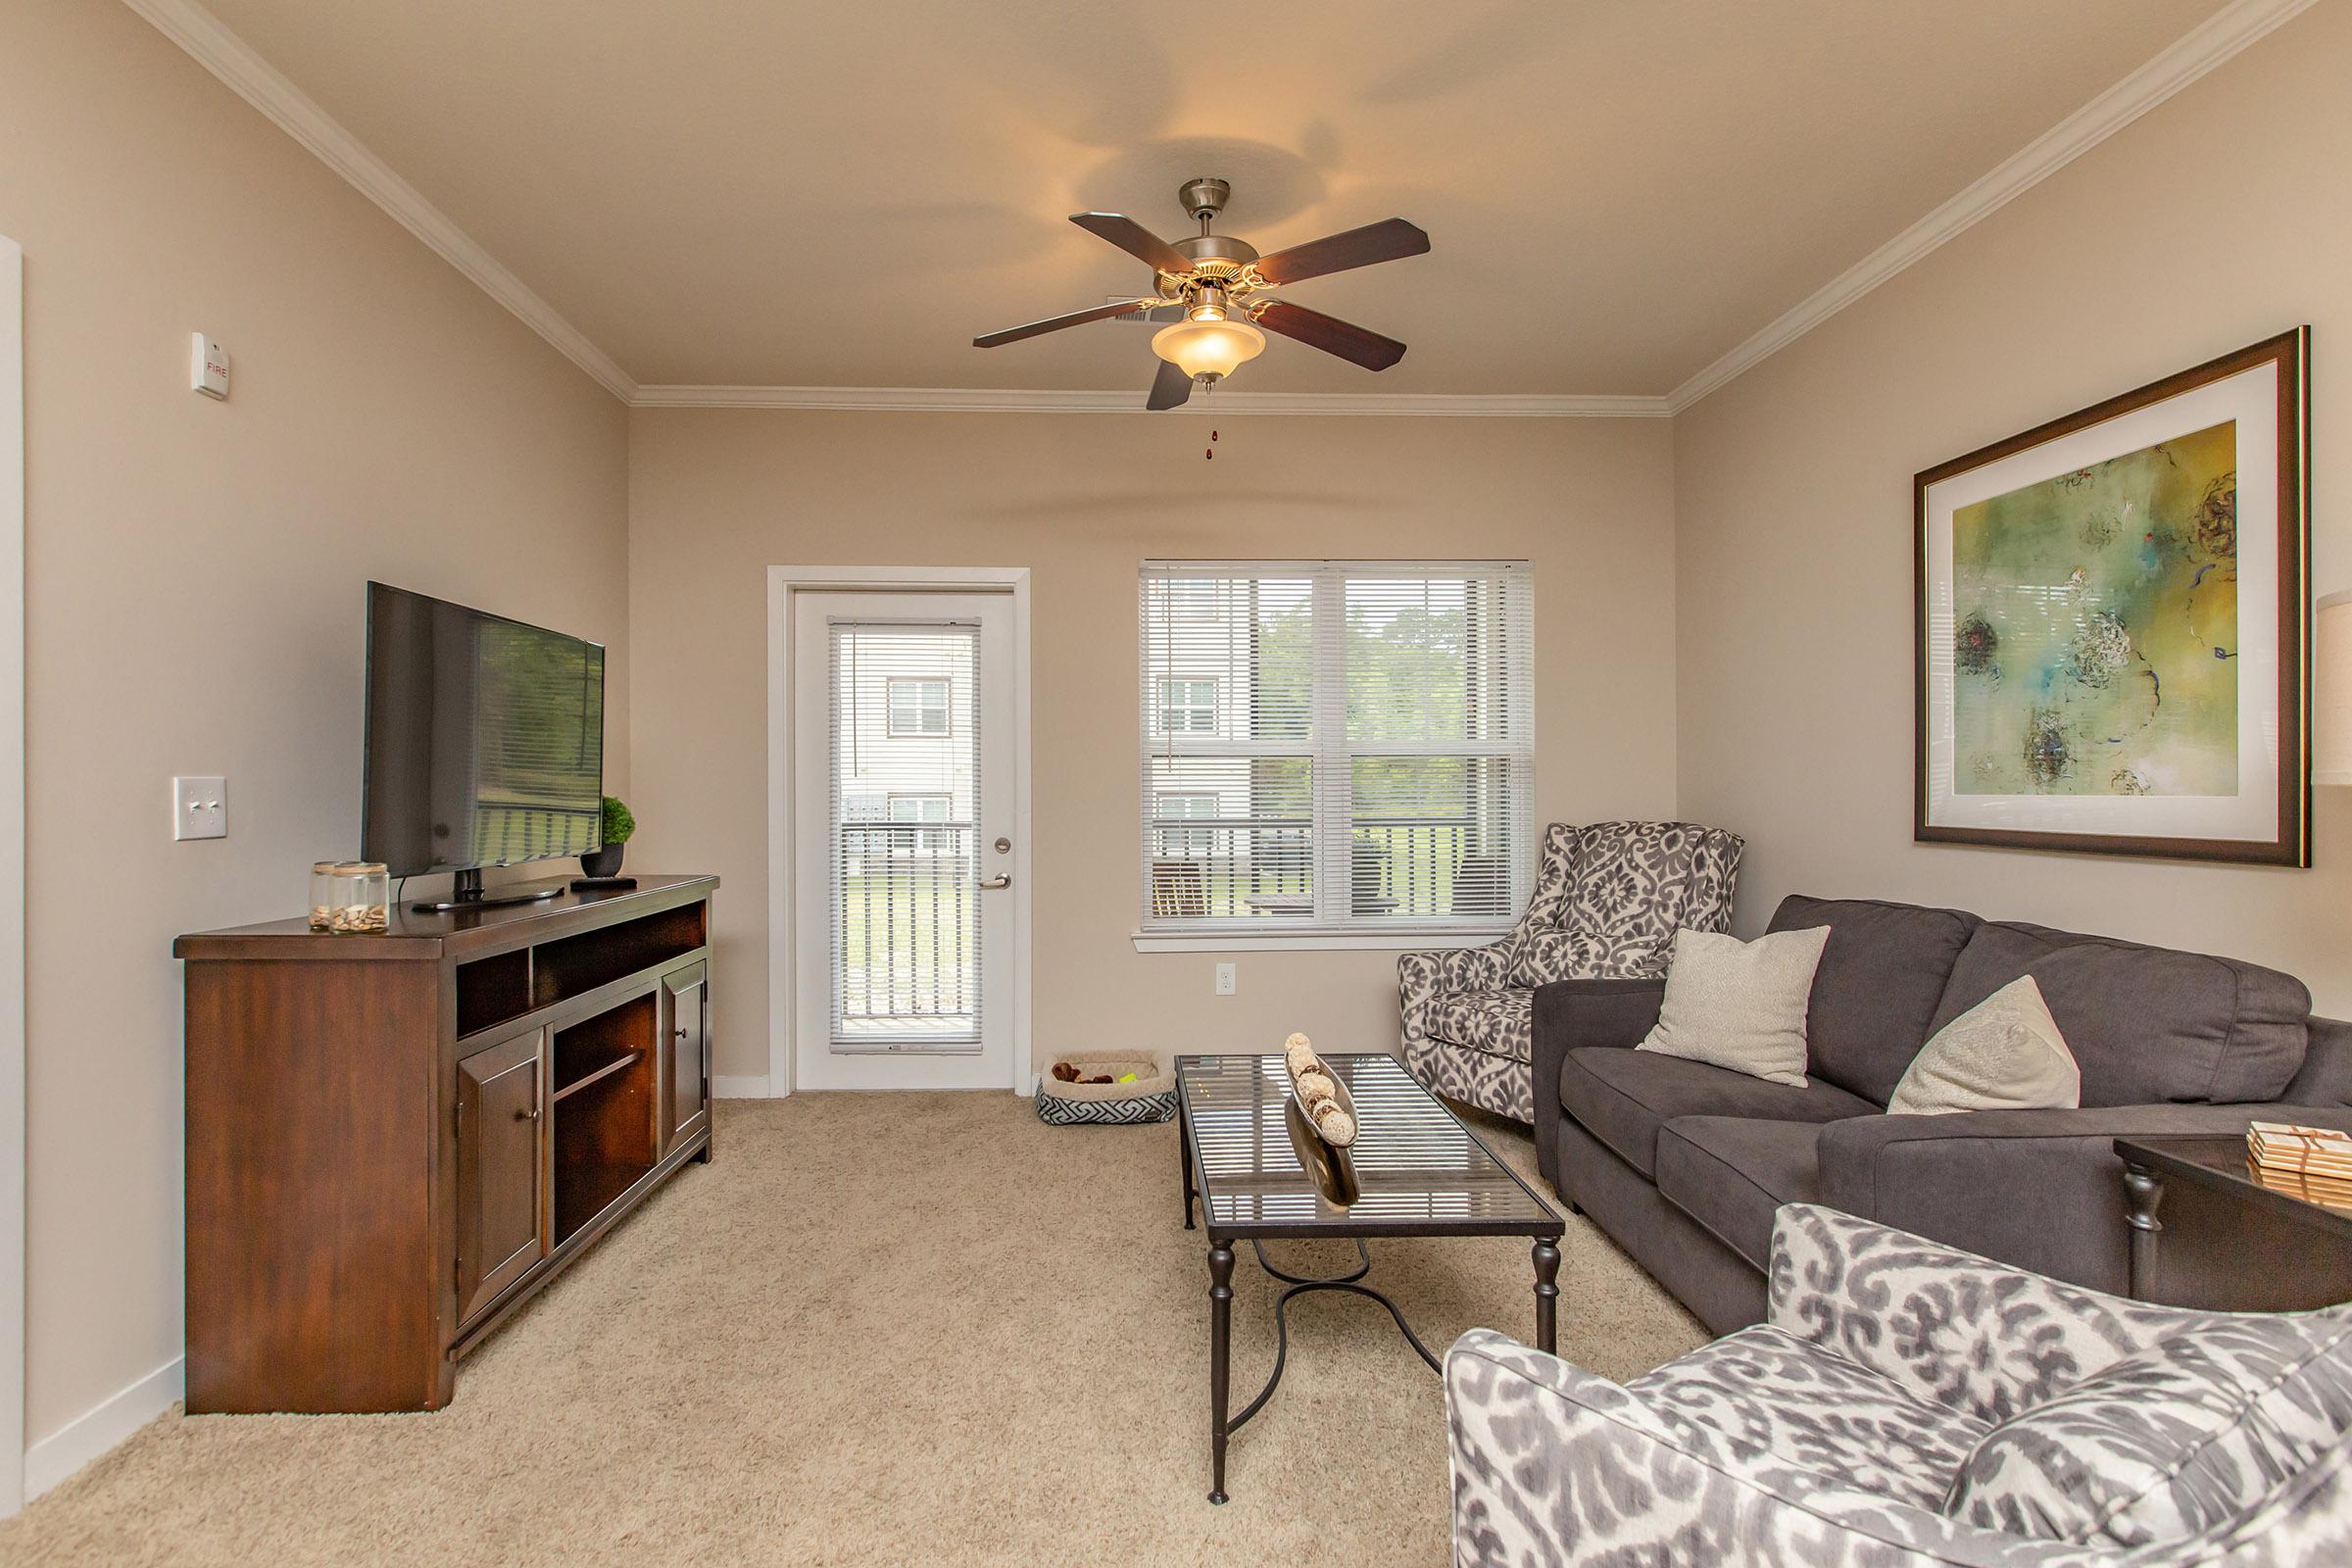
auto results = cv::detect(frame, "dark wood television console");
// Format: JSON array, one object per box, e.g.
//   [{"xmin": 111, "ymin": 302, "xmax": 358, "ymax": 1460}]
[{"xmin": 175, "ymin": 874, "xmax": 717, "ymax": 1413}]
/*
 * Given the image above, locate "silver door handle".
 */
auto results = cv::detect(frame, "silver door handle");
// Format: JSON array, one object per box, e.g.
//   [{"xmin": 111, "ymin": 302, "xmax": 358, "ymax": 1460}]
[{"xmin": 978, "ymin": 874, "xmax": 1011, "ymax": 890}]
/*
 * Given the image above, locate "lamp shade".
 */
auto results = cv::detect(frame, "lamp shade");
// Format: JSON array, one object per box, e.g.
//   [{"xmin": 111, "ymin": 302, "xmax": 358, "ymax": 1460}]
[
  {"xmin": 1152, "ymin": 318, "xmax": 1265, "ymax": 382},
  {"xmin": 2315, "ymin": 591, "xmax": 2352, "ymax": 785}
]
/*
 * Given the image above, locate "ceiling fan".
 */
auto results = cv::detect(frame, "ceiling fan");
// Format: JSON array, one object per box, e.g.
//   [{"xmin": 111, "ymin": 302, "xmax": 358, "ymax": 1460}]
[{"xmin": 972, "ymin": 177, "xmax": 1430, "ymax": 409}]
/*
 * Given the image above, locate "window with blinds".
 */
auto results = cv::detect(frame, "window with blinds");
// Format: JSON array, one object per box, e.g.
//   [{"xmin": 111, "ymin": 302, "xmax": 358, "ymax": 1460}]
[
  {"xmin": 1138, "ymin": 563, "xmax": 1533, "ymax": 936},
  {"xmin": 829, "ymin": 620, "xmax": 982, "ymax": 1049}
]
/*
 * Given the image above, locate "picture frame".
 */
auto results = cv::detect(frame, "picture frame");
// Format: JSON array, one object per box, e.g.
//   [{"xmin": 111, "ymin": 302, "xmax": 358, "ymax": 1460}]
[{"xmin": 1914, "ymin": 329, "xmax": 2310, "ymax": 865}]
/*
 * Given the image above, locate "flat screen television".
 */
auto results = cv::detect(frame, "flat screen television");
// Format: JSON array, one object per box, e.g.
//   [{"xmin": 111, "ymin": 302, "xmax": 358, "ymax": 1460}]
[{"xmin": 363, "ymin": 582, "xmax": 606, "ymax": 909}]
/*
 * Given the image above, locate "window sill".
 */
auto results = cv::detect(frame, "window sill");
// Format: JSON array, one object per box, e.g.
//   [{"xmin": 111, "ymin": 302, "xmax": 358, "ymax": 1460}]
[{"xmin": 1130, "ymin": 927, "xmax": 1511, "ymax": 954}]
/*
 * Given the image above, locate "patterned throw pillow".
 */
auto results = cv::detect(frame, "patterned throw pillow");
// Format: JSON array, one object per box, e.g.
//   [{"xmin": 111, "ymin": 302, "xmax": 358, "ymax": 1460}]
[
  {"xmin": 1943, "ymin": 1310, "xmax": 2352, "ymax": 1547},
  {"xmin": 1886, "ymin": 974, "xmax": 2081, "ymax": 1115},
  {"xmin": 1635, "ymin": 925, "xmax": 1829, "ymax": 1088}
]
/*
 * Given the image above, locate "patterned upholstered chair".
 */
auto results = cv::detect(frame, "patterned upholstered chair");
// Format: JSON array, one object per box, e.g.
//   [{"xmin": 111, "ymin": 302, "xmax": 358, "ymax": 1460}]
[
  {"xmin": 1399, "ymin": 820, "xmax": 1742, "ymax": 1122},
  {"xmin": 1446, "ymin": 1205, "xmax": 2352, "ymax": 1567}
]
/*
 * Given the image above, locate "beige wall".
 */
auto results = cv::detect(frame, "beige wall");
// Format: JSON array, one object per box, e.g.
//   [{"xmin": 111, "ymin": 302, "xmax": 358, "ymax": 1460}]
[
  {"xmin": 626, "ymin": 410, "xmax": 1678, "ymax": 1082},
  {"xmin": 1673, "ymin": 3, "xmax": 2352, "ymax": 1010},
  {"xmin": 1, "ymin": 3, "xmax": 629, "ymax": 1445}
]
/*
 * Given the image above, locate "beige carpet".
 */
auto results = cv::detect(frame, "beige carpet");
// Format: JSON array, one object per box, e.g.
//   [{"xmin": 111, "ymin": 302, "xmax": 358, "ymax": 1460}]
[{"xmin": 1, "ymin": 1094, "xmax": 1704, "ymax": 1566}]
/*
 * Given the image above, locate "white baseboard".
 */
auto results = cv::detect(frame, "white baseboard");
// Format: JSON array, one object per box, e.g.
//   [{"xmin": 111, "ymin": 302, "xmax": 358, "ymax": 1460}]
[
  {"xmin": 24, "ymin": 1354, "xmax": 183, "ymax": 1500},
  {"xmin": 711, "ymin": 1074, "xmax": 773, "ymax": 1099}
]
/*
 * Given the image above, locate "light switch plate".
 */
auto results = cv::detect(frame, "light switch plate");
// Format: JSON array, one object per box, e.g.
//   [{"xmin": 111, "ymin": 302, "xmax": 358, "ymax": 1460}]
[{"xmin": 172, "ymin": 775, "xmax": 226, "ymax": 840}]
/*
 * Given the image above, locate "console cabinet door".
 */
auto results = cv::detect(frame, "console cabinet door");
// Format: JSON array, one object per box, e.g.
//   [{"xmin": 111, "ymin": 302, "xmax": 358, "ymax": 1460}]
[
  {"xmin": 457, "ymin": 1027, "xmax": 548, "ymax": 1323},
  {"xmin": 662, "ymin": 961, "xmax": 709, "ymax": 1152}
]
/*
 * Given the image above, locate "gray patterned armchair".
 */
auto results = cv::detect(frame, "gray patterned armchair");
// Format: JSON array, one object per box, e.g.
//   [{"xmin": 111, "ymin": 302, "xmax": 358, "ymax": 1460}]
[
  {"xmin": 1446, "ymin": 1205, "xmax": 2352, "ymax": 1566},
  {"xmin": 1400, "ymin": 820, "xmax": 1742, "ymax": 1122}
]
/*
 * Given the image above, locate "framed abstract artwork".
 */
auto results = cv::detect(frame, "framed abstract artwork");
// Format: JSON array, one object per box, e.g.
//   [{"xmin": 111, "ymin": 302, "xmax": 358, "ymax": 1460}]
[{"xmin": 1915, "ymin": 329, "xmax": 2309, "ymax": 865}]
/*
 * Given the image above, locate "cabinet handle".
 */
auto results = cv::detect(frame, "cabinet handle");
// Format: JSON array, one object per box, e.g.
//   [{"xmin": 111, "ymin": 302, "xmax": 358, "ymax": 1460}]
[
  {"xmin": 675, "ymin": 1027, "xmax": 688, "ymax": 1040},
  {"xmin": 515, "ymin": 1105, "xmax": 540, "ymax": 1122}
]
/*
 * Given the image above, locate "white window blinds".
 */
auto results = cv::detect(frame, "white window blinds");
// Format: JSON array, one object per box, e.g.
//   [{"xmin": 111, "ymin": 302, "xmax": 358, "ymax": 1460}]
[{"xmin": 1139, "ymin": 563, "xmax": 1533, "ymax": 935}]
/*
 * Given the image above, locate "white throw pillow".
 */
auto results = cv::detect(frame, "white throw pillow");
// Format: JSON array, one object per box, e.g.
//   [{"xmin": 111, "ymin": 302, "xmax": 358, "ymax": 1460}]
[
  {"xmin": 1636, "ymin": 925, "xmax": 1830, "ymax": 1088},
  {"xmin": 1887, "ymin": 974, "xmax": 2080, "ymax": 1116}
]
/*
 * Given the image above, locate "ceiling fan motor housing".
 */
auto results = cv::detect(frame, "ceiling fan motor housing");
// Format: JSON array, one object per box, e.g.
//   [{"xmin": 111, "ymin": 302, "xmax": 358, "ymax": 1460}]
[
  {"xmin": 1171, "ymin": 232, "xmax": 1259, "ymax": 278},
  {"xmin": 1179, "ymin": 176, "xmax": 1231, "ymax": 220}
]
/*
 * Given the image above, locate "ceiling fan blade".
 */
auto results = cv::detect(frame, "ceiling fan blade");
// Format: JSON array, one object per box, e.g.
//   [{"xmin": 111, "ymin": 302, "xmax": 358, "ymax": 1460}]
[
  {"xmin": 1254, "ymin": 300, "xmax": 1407, "ymax": 372},
  {"xmin": 973, "ymin": 297, "xmax": 1154, "ymax": 349},
  {"xmin": 1069, "ymin": 213, "xmax": 1193, "ymax": 276},
  {"xmin": 1147, "ymin": 359, "xmax": 1193, "ymax": 411},
  {"xmin": 1252, "ymin": 218, "xmax": 1430, "ymax": 286}
]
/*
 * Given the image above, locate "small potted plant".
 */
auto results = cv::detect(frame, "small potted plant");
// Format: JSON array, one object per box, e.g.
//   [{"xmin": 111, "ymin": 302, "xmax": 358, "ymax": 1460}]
[{"xmin": 582, "ymin": 795, "xmax": 634, "ymax": 877}]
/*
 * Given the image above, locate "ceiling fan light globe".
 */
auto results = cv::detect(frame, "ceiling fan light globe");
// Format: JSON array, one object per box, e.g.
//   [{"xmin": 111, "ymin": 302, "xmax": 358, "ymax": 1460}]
[{"xmin": 1152, "ymin": 318, "xmax": 1265, "ymax": 382}]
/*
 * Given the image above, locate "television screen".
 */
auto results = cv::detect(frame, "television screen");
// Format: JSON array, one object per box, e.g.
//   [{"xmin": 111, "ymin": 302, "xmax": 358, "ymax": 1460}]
[{"xmin": 362, "ymin": 583, "xmax": 606, "ymax": 879}]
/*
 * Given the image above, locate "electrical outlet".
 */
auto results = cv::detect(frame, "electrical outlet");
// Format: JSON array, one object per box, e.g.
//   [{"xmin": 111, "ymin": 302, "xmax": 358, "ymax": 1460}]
[
  {"xmin": 172, "ymin": 775, "xmax": 227, "ymax": 840},
  {"xmin": 1214, "ymin": 962, "xmax": 1237, "ymax": 997}
]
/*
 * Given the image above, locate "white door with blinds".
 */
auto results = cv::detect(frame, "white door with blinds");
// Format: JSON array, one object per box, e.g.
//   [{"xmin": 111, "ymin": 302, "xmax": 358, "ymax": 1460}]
[
  {"xmin": 793, "ymin": 593, "xmax": 1015, "ymax": 1090},
  {"xmin": 1138, "ymin": 563, "xmax": 1533, "ymax": 939}
]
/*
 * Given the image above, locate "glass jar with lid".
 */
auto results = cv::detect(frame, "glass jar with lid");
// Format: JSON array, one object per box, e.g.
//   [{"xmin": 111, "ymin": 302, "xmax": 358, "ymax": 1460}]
[{"xmin": 329, "ymin": 862, "xmax": 390, "ymax": 933}]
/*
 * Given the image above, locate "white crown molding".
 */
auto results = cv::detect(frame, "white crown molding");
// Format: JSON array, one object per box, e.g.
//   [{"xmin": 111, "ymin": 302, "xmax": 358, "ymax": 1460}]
[
  {"xmin": 122, "ymin": 0, "xmax": 1656, "ymax": 419},
  {"xmin": 128, "ymin": 0, "xmax": 2313, "ymax": 421},
  {"xmin": 629, "ymin": 384, "xmax": 1672, "ymax": 416},
  {"xmin": 1665, "ymin": 0, "xmax": 2321, "ymax": 414},
  {"xmin": 122, "ymin": 0, "xmax": 639, "ymax": 402}
]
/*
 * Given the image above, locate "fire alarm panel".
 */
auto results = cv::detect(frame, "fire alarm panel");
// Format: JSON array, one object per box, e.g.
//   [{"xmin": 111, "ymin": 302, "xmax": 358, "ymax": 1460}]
[{"xmin": 190, "ymin": 333, "xmax": 229, "ymax": 400}]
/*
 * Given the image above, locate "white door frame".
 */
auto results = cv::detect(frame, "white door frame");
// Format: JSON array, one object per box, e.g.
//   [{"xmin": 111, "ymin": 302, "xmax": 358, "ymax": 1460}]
[
  {"xmin": 789, "ymin": 593, "xmax": 1014, "ymax": 1091},
  {"xmin": 2, "ymin": 236, "xmax": 28, "ymax": 1516},
  {"xmin": 765, "ymin": 566, "xmax": 1032, "ymax": 1096}
]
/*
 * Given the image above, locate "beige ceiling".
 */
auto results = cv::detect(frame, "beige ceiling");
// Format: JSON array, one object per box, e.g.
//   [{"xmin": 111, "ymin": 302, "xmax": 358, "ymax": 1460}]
[{"xmin": 200, "ymin": 0, "xmax": 2229, "ymax": 396}]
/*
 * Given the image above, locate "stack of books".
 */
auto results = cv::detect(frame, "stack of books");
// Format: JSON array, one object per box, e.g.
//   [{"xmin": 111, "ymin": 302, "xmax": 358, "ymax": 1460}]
[{"xmin": 2248, "ymin": 1121, "xmax": 2352, "ymax": 1210}]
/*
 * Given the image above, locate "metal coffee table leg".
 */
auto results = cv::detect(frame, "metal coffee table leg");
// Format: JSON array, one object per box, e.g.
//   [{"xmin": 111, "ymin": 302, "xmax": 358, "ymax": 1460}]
[
  {"xmin": 1180, "ymin": 1107, "xmax": 1198, "ymax": 1230},
  {"xmin": 1206, "ymin": 1243, "xmax": 1234, "ymax": 1504},
  {"xmin": 1532, "ymin": 1237, "xmax": 1561, "ymax": 1353}
]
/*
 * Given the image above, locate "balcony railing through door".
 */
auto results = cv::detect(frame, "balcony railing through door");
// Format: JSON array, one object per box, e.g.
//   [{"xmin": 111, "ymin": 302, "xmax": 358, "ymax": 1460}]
[{"xmin": 828, "ymin": 620, "xmax": 983, "ymax": 1051}]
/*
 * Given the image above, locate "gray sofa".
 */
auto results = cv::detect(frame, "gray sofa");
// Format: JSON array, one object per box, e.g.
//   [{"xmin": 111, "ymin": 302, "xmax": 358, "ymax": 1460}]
[{"xmin": 1533, "ymin": 894, "xmax": 2352, "ymax": 1334}]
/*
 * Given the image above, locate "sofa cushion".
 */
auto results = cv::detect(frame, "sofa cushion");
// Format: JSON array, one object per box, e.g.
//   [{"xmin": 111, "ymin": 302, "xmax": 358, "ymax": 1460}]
[
  {"xmin": 1768, "ymin": 896, "xmax": 1980, "ymax": 1104},
  {"xmin": 1943, "ymin": 1308, "xmax": 2352, "ymax": 1547},
  {"xmin": 2286, "ymin": 1016, "xmax": 2352, "ymax": 1108},
  {"xmin": 1629, "ymin": 1324, "xmax": 1991, "ymax": 1511},
  {"xmin": 1425, "ymin": 990, "xmax": 1534, "ymax": 1063},
  {"xmin": 1653, "ymin": 1116, "xmax": 1823, "ymax": 1269},
  {"xmin": 1558, "ymin": 1047, "xmax": 1877, "ymax": 1180},
  {"xmin": 1929, "ymin": 922, "xmax": 2311, "ymax": 1106}
]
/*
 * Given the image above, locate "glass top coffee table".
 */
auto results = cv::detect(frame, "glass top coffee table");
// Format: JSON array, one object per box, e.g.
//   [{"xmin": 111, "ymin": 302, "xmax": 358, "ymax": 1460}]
[{"xmin": 1175, "ymin": 1053, "xmax": 1564, "ymax": 1503}]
